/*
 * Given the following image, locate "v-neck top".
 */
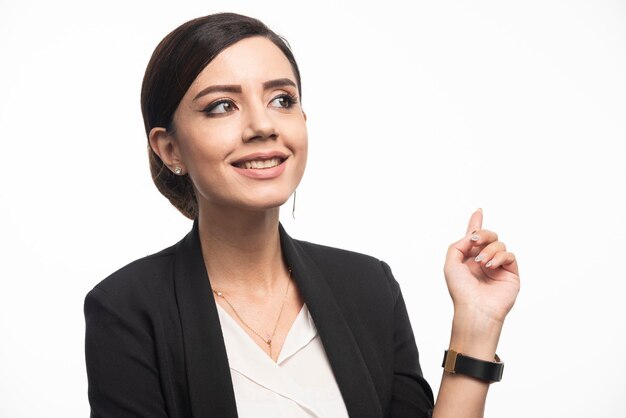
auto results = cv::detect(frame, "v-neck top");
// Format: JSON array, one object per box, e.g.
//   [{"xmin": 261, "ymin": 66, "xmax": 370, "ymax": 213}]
[
  {"xmin": 86, "ymin": 223, "xmax": 436, "ymax": 417},
  {"xmin": 215, "ymin": 303, "xmax": 350, "ymax": 418}
]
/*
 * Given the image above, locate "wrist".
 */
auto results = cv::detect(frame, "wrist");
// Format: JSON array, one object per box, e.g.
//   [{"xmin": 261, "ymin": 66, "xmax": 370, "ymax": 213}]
[
  {"xmin": 449, "ymin": 308, "xmax": 504, "ymax": 361},
  {"xmin": 442, "ymin": 349, "xmax": 504, "ymax": 383}
]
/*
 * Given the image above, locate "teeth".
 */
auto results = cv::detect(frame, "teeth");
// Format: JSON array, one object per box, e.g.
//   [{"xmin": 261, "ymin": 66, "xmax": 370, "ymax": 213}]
[{"xmin": 241, "ymin": 158, "xmax": 282, "ymax": 169}]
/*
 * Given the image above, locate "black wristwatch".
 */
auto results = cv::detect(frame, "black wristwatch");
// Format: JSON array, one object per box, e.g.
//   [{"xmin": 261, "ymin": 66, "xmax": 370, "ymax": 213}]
[{"xmin": 442, "ymin": 349, "xmax": 504, "ymax": 383}]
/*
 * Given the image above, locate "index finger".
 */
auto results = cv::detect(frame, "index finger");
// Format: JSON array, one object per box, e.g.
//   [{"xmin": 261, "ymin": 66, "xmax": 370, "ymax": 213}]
[{"xmin": 466, "ymin": 208, "xmax": 483, "ymax": 235}]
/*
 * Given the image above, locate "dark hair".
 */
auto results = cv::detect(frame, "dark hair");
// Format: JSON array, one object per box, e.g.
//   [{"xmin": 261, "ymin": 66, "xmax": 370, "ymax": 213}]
[{"xmin": 141, "ymin": 13, "xmax": 302, "ymax": 219}]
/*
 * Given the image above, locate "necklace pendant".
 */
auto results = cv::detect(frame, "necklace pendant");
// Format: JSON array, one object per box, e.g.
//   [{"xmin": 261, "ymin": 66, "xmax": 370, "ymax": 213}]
[{"xmin": 216, "ymin": 291, "xmax": 223, "ymax": 297}]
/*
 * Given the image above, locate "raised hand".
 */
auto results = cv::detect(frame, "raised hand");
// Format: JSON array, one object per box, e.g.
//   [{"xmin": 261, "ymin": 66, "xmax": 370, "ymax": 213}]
[
  {"xmin": 444, "ymin": 209, "xmax": 520, "ymax": 325},
  {"xmin": 434, "ymin": 211, "xmax": 519, "ymax": 418}
]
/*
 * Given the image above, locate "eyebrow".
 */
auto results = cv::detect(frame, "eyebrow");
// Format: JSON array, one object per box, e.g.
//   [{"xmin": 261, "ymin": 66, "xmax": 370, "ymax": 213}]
[
  {"xmin": 262, "ymin": 78, "xmax": 297, "ymax": 90},
  {"xmin": 193, "ymin": 85, "xmax": 242, "ymax": 101},
  {"xmin": 193, "ymin": 78, "xmax": 297, "ymax": 101}
]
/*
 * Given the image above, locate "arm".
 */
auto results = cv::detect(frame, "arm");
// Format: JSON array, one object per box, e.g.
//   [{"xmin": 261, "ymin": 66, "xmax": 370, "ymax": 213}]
[
  {"xmin": 433, "ymin": 209, "xmax": 520, "ymax": 418},
  {"xmin": 384, "ymin": 265, "xmax": 435, "ymax": 417},
  {"xmin": 84, "ymin": 287, "xmax": 169, "ymax": 418}
]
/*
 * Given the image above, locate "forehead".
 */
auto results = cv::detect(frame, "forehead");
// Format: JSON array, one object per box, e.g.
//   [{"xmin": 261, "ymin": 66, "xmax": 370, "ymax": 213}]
[{"xmin": 190, "ymin": 36, "xmax": 296, "ymax": 90}]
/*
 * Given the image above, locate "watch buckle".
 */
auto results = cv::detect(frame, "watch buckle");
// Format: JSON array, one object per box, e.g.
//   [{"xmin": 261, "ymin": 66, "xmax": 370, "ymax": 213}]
[{"xmin": 444, "ymin": 349, "xmax": 459, "ymax": 373}]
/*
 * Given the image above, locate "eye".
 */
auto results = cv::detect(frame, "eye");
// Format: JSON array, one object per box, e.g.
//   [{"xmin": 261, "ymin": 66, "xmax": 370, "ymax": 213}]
[
  {"xmin": 203, "ymin": 99, "xmax": 237, "ymax": 115},
  {"xmin": 269, "ymin": 94, "xmax": 298, "ymax": 109}
]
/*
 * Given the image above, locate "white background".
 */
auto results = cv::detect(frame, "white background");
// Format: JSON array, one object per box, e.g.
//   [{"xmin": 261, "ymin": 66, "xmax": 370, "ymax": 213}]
[{"xmin": 1, "ymin": 0, "xmax": 625, "ymax": 417}]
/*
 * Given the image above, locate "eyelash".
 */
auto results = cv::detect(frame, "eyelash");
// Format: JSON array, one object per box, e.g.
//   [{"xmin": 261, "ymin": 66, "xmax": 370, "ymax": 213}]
[
  {"xmin": 202, "ymin": 93, "xmax": 300, "ymax": 116},
  {"xmin": 271, "ymin": 93, "xmax": 299, "ymax": 109},
  {"xmin": 202, "ymin": 99, "xmax": 236, "ymax": 116}
]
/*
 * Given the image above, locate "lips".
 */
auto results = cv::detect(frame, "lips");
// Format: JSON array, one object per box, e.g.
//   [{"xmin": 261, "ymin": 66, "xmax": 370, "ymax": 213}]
[
  {"xmin": 230, "ymin": 152, "xmax": 289, "ymax": 180},
  {"xmin": 231, "ymin": 153, "xmax": 288, "ymax": 170},
  {"xmin": 234, "ymin": 157, "xmax": 284, "ymax": 169}
]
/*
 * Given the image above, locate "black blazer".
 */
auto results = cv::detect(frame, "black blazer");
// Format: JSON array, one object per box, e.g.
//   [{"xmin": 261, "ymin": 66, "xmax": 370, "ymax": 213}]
[{"xmin": 84, "ymin": 223, "xmax": 434, "ymax": 418}]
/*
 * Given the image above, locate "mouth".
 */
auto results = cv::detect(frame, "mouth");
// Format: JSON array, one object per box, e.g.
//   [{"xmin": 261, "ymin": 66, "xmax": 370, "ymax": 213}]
[{"xmin": 232, "ymin": 156, "xmax": 287, "ymax": 170}]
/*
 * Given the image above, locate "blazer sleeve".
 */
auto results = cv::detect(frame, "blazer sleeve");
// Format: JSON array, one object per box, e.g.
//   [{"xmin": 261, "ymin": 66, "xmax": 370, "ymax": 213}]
[
  {"xmin": 84, "ymin": 287, "xmax": 169, "ymax": 418},
  {"xmin": 382, "ymin": 261, "xmax": 434, "ymax": 418}
]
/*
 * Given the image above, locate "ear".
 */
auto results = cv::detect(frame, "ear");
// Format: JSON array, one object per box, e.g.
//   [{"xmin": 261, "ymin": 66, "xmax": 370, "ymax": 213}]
[{"xmin": 149, "ymin": 127, "xmax": 185, "ymax": 174}]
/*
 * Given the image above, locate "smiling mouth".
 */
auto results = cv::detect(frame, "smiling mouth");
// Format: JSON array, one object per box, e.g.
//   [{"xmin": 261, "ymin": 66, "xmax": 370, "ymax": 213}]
[{"xmin": 233, "ymin": 157, "xmax": 285, "ymax": 169}]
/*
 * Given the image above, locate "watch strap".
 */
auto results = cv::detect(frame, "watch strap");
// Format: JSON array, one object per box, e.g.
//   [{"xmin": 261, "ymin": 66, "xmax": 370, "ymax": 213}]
[{"xmin": 442, "ymin": 349, "xmax": 504, "ymax": 383}]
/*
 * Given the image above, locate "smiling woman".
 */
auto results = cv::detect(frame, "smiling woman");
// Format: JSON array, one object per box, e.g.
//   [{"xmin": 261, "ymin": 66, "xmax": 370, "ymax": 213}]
[
  {"xmin": 149, "ymin": 36, "xmax": 307, "ymax": 215},
  {"xmin": 141, "ymin": 14, "xmax": 304, "ymax": 220},
  {"xmin": 84, "ymin": 12, "xmax": 520, "ymax": 418}
]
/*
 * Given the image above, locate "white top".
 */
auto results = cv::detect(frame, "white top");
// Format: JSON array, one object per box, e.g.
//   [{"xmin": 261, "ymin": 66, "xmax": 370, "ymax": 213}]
[{"xmin": 215, "ymin": 303, "xmax": 349, "ymax": 418}]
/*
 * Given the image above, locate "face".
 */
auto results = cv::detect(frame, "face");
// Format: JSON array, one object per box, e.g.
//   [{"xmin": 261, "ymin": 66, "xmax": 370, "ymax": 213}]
[{"xmin": 152, "ymin": 36, "xmax": 307, "ymax": 215}]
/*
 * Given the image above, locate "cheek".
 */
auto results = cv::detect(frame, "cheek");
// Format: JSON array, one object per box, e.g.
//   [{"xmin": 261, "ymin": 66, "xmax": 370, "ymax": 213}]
[
  {"xmin": 179, "ymin": 126, "xmax": 237, "ymax": 166},
  {"xmin": 284, "ymin": 119, "xmax": 308, "ymax": 151},
  {"xmin": 291, "ymin": 126, "xmax": 308, "ymax": 178}
]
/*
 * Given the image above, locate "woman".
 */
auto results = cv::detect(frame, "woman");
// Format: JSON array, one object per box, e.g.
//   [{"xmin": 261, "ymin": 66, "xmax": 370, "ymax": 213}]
[{"xmin": 84, "ymin": 12, "xmax": 520, "ymax": 418}]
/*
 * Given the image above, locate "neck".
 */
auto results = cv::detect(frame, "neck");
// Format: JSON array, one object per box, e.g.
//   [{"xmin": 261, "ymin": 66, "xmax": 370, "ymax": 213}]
[{"xmin": 197, "ymin": 205, "xmax": 287, "ymax": 294}]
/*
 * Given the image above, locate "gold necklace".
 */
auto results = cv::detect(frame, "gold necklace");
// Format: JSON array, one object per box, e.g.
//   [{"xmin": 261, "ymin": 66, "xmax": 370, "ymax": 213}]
[{"xmin": 213, "ymin": 268, "xmax": 292, "ymax": 359}]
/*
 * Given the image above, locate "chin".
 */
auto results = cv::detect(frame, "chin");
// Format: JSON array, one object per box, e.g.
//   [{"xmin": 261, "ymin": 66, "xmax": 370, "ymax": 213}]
[
  {"xmin": 245, "ymin": 193, "xmax": 292, "ymax": 211},
  {"xmin": 241, "ymin": 179, "xmax": 299, "ymax": 208}
]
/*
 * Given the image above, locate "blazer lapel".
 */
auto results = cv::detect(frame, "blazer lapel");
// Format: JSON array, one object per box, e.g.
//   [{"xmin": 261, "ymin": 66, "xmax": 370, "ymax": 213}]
[
  {"xmin": 171, "ymin": 222, "xmax": 382, "ymax": 417},
  {"xmin": 173, "ymin": 221, "xmax": 238, "ymax": 418},
  {"xmin": 280, "ymin": 225, "xmax": 383, "ymax": 417}
]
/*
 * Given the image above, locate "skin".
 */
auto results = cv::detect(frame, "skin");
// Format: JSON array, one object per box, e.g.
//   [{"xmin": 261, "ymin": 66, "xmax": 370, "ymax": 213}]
[
  {"xmin": 434, "ymin": 208, "xmax": 520, "ymax": 417},
  {"xmin": 150, "ymin": 36, "xmax": 520, "ymax": 417},
  {"xmin": 150, "ymin": 37, "xmax": 307, "ymax": 360}
]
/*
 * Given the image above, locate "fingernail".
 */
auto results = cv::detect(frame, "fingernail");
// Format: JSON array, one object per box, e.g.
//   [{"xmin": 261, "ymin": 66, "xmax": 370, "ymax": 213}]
[
  {"xmin": 475, "ymin": 254, "xmax": 484, "ymax": 262},
  {"xmin": 470, "ymin": 234, "xmax": 480, "ymax": 241},
  {"xmin": 485, "ymin": 260, "xmax": 493, "ymax": 268},
  {"xmin": 476, "ymin": 208, "xmax": 483, "ymax": 213}
]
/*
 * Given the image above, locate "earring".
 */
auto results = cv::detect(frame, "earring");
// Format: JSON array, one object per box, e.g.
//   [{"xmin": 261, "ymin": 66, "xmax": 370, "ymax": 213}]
[
  {"xmin": 292, "ymin": 190, "xmax": 297, "ymax": 219},
  {"xmin": 174, "ymin": 167, "xmax": 182, "ymax": 175}
]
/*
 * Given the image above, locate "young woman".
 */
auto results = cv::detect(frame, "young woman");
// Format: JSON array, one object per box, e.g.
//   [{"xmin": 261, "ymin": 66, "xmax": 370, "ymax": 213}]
[{"xmin": 84, "ymin": 13, "xmax": 520, "ymax": 418}]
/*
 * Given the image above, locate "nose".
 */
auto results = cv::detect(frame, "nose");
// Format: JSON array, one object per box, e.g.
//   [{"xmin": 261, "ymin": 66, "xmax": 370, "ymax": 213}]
[{"xmin": 242, "ymin": 103, "xmax": 277, "ymax": 142}]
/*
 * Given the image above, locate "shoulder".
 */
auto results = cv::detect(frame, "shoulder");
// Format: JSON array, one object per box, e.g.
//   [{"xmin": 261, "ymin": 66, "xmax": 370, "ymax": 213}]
[
  {"xmin": 292, "ymin": 238, "xmax": 400, "ymax": 298},
  {"xmin": 85, "ymin": 243, "xmax": 178, "ymax": 309},
  {"xmin": 294, "ymin": 238, "xmax": 377, "ymax": 263}
]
